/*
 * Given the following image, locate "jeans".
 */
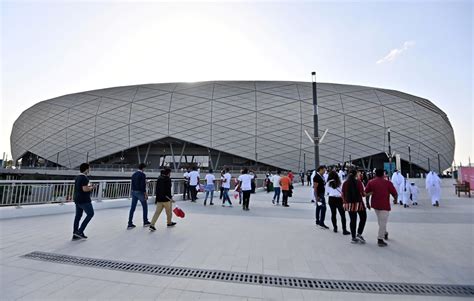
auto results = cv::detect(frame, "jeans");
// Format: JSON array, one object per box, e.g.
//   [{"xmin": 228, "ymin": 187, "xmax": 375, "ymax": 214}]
[
  {"xmin": 273, "ymin": 187, "xmax": 281, "ymax": 203},
  {"xmin": 73, "ymin": 202, "xmax": 94, "ymax": 234},
  {"xmin": 219, "ymin": 186, "xmax": 224, "ymax": 199},
  {"xmin": 349, "ymin": 210, "xmax": 367, "ymax": 239},
  {"xmin": 189, "ymin": 185, "xmax": 197, "ymax": 201},
  {"xmin": 151, "ymin": 201, "xmax": 172, "ymax": 225},
  {"xmin": 128, "ymin": 191, "xmax": 149, "ymax": 225},
  {"xmin": 204, "ymin": 184, "xmax": 214, "ymax": 203},
  {"xmin": 222, "ymin": 188, "xmax": 232, "ymax": 205},
  {"xmin": 315, "ymin": 195, "xmax": 326, "ymax": 225},
  {"xmin": 242, "ymin": 190, "xmax": 251, "ymax": 209},
  {"xmin": 183, "ymin": 182, "xmax": 190, "ymax": 199},
  {"xmin": 328, "ymin": 196, "xmax": 347, "ymax": 231}
]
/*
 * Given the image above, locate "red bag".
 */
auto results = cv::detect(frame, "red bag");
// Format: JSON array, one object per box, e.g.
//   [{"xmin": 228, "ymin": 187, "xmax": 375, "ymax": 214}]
[{"xmin": 173, "ymin": 206, "xmax": 185, "ymax": 218}]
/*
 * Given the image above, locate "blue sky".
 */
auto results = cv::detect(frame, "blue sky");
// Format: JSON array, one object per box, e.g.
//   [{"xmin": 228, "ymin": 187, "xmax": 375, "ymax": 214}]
[{"xmin": 1, "ymin": 0, "xmax": 472, "ymax": 165}]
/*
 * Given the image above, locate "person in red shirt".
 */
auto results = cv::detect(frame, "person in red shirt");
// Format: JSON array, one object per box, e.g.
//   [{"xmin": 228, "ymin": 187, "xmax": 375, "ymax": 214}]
[
  {"xmin": 365, "ymin": 168, "xmax": 398, "ymax": 247},
  {"xmin": 288, "ymin": 170, "xmax": 294, "ymax": 183}
]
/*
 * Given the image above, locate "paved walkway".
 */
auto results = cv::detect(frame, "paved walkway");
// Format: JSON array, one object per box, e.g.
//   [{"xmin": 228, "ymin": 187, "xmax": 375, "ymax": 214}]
[{"xmin": 1, "ymin": 180, "xmax": 473, "ymax": 300}]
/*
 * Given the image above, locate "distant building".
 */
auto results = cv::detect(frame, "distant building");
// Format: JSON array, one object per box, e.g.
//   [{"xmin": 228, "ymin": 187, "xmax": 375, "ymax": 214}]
[{"xmin": 10, "ymin": 81, "xmax": 454, "ymax": 174}]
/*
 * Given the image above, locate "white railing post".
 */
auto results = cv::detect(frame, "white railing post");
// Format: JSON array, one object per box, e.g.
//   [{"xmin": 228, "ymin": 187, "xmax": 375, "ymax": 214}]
[{"xmin": 97, "ymin": 181, "xmax": 105, "ymax": 202}]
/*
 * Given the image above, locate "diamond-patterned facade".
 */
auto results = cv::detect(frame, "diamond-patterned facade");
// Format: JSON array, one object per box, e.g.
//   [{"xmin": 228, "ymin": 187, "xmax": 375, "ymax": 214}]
[{"xmin": 10, "ymin": 81, "xmax": 455, "ymax": 171}]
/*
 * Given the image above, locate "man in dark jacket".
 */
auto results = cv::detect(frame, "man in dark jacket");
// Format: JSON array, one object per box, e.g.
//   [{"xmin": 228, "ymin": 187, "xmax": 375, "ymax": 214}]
[
  {"xmin": 72, "ymin": 163, "xmax": 95, "ymax": 240},
  {"xmin": 127, "ymin": 163, "xmax": 150, "ymax": 229},
  {"xmin": 150, "ymin": 168, "xmax": 176, "ymax": 231}
]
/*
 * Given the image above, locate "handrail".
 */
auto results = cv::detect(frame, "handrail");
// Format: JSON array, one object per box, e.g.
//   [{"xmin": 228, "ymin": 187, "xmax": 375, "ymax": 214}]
[{"xmin": 0, "ymin": 178, "xmax": 266, "ymax": 207}]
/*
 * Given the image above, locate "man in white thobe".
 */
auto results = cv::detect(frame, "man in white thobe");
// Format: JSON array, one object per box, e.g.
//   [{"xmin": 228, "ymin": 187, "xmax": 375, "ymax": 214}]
[
  {"xmin": 310, "ymin": 169, "xmax": 317, "ymax": 203},
  {"xmin": 410, "ymin": 183, "xmax": 419, "ymax": 205},
  {"xmin": 426, "ymin": 171, "xmax": 441, "ymax": 207},
  {"xmin": 337, "ymin": 169, "xmax": 345, "ymax": 182},
  {"xmin": 399, "ymin": 177, "xmax": 411, "ymax": 208},
  {"xmin": 391, "ymin": 170, "xmax": 404, "ymax": 204}
]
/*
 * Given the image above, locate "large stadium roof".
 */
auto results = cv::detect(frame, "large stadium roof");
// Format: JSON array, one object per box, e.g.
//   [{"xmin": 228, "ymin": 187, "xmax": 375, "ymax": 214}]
[{"xmin": 11, "ymin": 81, "xmax": 454, "ymax": 171}]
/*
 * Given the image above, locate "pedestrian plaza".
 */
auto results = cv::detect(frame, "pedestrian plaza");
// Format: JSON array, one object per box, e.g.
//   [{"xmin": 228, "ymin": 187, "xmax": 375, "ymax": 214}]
[{"xmin": 1, "ymin": 179, "xmax": 473, "ymax": 300}]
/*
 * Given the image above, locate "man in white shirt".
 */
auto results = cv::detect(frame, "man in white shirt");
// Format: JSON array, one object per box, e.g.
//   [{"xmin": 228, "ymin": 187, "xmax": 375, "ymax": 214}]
[
  {"xmin": 188, "ymin": 166, "xmax": 200, "ymax": 202},
  {"xmin": 238, "ymin": 168, "xmax": 254, "ymax": 211},
  {"xmin": 183, "ymin": 169, "xmax": 190, "ymax": 200},
  {"xmin": 203, "ymin": 169, "xmax": 215, "ymax": 206},
  {"xmin": 222, "ymin": 168, "xmax": 232, "ymax": 206},
  {"xmin": 272, "ymin": 170, "xmax": 282, "ymax": 205}
]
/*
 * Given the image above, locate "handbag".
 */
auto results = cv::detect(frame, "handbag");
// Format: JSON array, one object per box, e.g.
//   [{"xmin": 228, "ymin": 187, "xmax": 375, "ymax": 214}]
[{"xmin": 173, "ymin": 206, "xmax": 185, "ymax": 218}]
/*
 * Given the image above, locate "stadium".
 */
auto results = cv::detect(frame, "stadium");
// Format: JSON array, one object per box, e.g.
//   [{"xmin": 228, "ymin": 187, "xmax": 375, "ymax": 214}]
[{"xmin": 10, "ymin": 81, "xmax": 454, "ymax": 174}]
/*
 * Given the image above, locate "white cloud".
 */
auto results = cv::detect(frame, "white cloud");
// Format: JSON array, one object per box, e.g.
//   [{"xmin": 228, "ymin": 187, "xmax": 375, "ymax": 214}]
[{"xmin": 377, "ymin": 41, "xmax": 415, "ymax": 64}]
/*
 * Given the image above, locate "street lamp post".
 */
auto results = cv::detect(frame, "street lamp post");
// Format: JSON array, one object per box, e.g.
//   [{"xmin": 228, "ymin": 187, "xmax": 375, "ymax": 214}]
[
  {"xmin": 312, "ymin": 71, "xmax": 320, "ymax": 169},
  {"xmin": 428, "ymin": 157, "xmax": 431, "ymax": 171},
  {"xmin": 387, "ymin": 127, "xmax": 392, "ymax": 176},
  {"xmin": 303, "ymin": 152, "xmax": 306, "ymax": 172},
  {"xmin": 437, "ymin": 152, "xmax": 441, "ymax": 175},
  {"xmin": 408, "ymin": 144, "xmax": 412, "ymax": 178}
]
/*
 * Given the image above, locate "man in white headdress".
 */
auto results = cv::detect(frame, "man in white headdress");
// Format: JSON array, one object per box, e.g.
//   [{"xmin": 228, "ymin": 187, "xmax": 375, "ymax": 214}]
[
  {"xmin": 391, "ymin": 170, "xmax": 404, "ymax": 204},
  {"xmin": 337, "ymin": 169, "xmax": 345, "ymax": 182},
  {"xmin": 425, "ymin": 171, "xmax": 441, "ymax": 207},
  {"xmin": 399, "ymin": 177, "xmax": 411, "ymax": 208},
  {"xmin": 310, "ymin": 169, "xmax": 317, "ymax": 203}
]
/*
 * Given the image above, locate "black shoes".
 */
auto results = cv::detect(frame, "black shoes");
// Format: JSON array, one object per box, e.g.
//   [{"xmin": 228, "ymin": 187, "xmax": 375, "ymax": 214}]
[
  {"xmin": 127, "ymin": 224, "xmax": 136, "ymax": 229},
  {"xmin": 319, "ymin": 224, "xmax": 329, "ymax": 230},
  {"xmin": 333, "ymin": 228, "xmax": 338, "ymax": 233},
  {"xmin": 272, "ymin": 199, "xmax": 275, "ymax": 205},
  {"xmin": 342, "ymin": 230, "xmax": 351, "ymax": 235},
  {"xmin": 283, "ymin": 204, "xmax": 289, "ymax": 207},
  {"xmin": 143, "ymin": 222, "xmax": 151, "ymax": 227},
  {"xmin": 384, "ymin": 232, "xmax": 389, "ymax": 240},
  {"xmin": 72, "ymin": 232, "xmax": 87, "ymax": 240},
  {"xmin": 149, "ymin": 225, "xmax": 156, "ymax": 231},
  {"xmin": 378, "ymin": 239, "xmax": 388, "ymax": 247},
  {"xmin": 167, "ymin": 222, "xmax": 177, "ymax": 227},
  {"xmin": 72, "ymin": 233, "xmax": 82, "ymax": 241},
  {"xmin": 210, "ymin": 202, "xmax": 214, "ymax": 205},
  {"xmin": 356, "ymin": 234, "xmax": 366, "ymax": 244}
]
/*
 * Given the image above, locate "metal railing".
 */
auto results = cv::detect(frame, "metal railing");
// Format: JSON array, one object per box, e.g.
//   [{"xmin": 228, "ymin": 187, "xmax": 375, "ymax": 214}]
[{"xmin": 0, "ymin": 178, "xmax": 266, "ymax": 207}]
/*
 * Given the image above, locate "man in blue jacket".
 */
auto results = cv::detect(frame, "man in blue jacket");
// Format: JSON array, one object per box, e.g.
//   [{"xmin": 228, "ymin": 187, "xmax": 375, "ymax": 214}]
[{"xmin": 128, "ymin": 163, "xmax": 150, "ymax": 229}]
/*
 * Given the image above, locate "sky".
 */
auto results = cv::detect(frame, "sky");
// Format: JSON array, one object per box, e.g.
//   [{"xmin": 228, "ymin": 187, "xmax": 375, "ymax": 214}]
[{"xmin": 1, "ymin": 0, "xmax": 473, "ymax": 165}]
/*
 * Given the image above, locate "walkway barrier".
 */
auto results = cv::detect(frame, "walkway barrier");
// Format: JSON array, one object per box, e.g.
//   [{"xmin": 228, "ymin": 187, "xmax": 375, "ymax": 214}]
[{"xmin": 0, "ymin": 178, "xmax": 266, "ymax": 207}]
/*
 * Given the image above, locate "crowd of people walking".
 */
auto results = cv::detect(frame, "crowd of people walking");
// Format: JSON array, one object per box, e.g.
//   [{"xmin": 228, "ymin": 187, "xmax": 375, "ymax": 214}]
[{"xmin": 71, "ymin": 162, "xmax": 443, "ymax": 248}]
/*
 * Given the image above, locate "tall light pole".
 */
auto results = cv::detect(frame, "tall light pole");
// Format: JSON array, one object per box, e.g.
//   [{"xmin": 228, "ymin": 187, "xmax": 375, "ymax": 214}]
[
  {"xmin": 437, "ymin": 152, "xmax": 441, "ymax": 175},
  {"xmin": 408, "ymin": 144, "xmax": 412, "ymax": 178},
  {"xmin": 303, "ymin": 152, "xmax": 306, "ymax": 172},
  {"xmin": 387, "ymin": 127, "xmax": 392, "ymax": 176},
  {"xmin": 428, "ymin": 157, "xmax": 431, "ymax": 171},
  {"xmin": 312, "ymin": 72, "xmax": 320, "ymax": 169}
]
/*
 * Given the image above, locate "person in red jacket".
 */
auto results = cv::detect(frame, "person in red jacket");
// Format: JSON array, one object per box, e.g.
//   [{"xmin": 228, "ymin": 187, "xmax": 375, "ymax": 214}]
[
  {"xmin": 365, "ymin": 168, "xmax": 398, "ymax": 247},
  {"xmin": 288, "ymin": 170, "xmax": 294, "ymax": 183}
]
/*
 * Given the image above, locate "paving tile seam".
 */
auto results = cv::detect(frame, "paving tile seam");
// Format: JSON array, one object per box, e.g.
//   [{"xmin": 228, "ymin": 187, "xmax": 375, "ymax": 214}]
[{"xmin": 21, "ymin": 251, "xmax": 474, "ymax": 298}]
